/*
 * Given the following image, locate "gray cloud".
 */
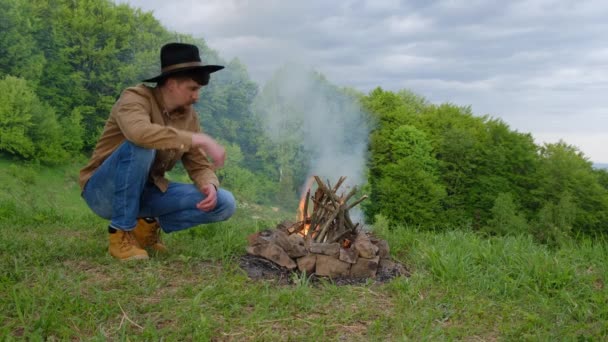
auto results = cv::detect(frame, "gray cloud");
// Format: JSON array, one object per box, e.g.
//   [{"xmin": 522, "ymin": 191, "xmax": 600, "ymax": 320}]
[{"xmin": 117, "ymin": 0, "xmax": 608, "ymax": 162}]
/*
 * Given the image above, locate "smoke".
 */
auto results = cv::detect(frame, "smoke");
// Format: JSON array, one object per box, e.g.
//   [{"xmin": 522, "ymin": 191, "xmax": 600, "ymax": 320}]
[{"xmin": 254, "ymin": 64, "xmax": 371, "ymax": 204}]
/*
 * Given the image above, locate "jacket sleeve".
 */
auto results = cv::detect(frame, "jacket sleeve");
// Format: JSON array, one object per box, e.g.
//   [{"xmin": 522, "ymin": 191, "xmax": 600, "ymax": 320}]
[
  {"xmin": 182, "ymin": 117, "xmax": 220, "ymax": 190},
  {"xmin": 113, "ymin": 89, "xmax": 193, "ymax": 150}
]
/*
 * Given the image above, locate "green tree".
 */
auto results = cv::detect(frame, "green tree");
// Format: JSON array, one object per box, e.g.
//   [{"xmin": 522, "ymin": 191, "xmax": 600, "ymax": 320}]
[
  {"xmin": 61, "ymin": 107, "xmax": 87, "ymax": 154},
  {"xmin": 362, "ymin": 89, "xmax": 542, "ymax": 231},
  {"xmin": 29, "ymin": 0, "xmax": 173, "ymax": 149},
  {"xmin": 533, "ymin": 141, "xmax": 608, "ymax": 235},
  {"xmin": 0, "ymin": 75, "xmax": 67, "ymax": 163},
  {"xmin": 215, "ymin": 142, "xmax": 278, "ymax": 204},
  {"xmin": 0, "ymin": 76, "xmax": 36, "ymax": 157},
  {"xmin": 533, "ymin": 191, "xmax": 576, "ymax": 246},
  {"xmin": 28, "ymin": 102, "xmax": 68, "ymax": 164},
  {"xmin": 414, "ymin": 104, "xmax": 490, "ymax": 225},
  {"xmin": 485, "ymin": 192, "xmax": 529, "ymax": 236},
  {"xmin": 368, "ymin": 125, "xmax": 445, "ymax": 226},
  {"xmin": 0, "ymin": 0, "xmax": 46, "ymax": 82}
]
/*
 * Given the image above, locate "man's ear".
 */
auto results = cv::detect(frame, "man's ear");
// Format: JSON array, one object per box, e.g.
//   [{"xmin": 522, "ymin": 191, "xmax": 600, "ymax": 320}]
[
  {"xmin": 165, "ymin": 78, "xmax": 176, "ymax": 90},
  {"xmin": 164, "ymin": 77, "xmax": 181, "ymax": 92}
]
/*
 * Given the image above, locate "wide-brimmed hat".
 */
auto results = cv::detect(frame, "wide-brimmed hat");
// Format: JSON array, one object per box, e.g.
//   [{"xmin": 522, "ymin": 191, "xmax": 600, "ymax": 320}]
[{"xmin": 142, "ymin": 42, "xmax": 224, "ymax": 83}]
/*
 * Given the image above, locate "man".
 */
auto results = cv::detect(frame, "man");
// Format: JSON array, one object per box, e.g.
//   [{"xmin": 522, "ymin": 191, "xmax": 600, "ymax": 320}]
[{"xmin": 79, "ymin": 42, "xmax": 236, "ymax": 261}]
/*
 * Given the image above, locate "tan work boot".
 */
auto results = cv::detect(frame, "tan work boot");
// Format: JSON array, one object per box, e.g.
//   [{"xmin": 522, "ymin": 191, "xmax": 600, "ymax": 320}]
[
  {"xmin": 133, "ymin": 218, "xmax": 168, "ymax": 253},
  {"xmin": 108, "ymin": 230, "xmax": 149, "ymax": 260}
]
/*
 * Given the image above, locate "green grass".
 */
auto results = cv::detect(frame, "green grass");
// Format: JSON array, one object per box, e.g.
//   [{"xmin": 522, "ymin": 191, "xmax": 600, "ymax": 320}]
[{"xmin": 1, "ymin": 159, "xmax": 607, "ymax": 340}]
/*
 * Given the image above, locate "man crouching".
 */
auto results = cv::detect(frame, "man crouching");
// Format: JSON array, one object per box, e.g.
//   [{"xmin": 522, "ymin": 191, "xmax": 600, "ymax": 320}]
[{"xmin": 79, "ymin": 42, "xmax": 236, "ymax": 260}]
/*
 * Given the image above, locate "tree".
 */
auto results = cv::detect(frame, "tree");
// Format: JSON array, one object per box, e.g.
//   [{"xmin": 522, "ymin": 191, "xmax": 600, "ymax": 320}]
[
  {"xmin": 533, "ymin": 191, "xmax": 576, "ymax": 246},
  {"xmin": 0, "ymin": 76, "xmax": 36, "ymax": 158},
  {"xmin": 60, "ymin": 107, "xmax": 86, "ymax": 155},
  {"xmin": 0, "ymin": 0, "xmax": 46, "ymax": 82},
  {"xmin": 30, "ymin": 0, "xmax": 173, "ymax": 149},
  {"xmin": 533, "ymin": 141, "xmax": 608, "ymax": 235},
  {"xmin": 28, "ymin": 102, "xmax": 68, "ymax": 164},
  {"xmin": 214, "ymin": 142, "xmax": 277, "ymax": 204},
  {"xmin": 485, "ymin": 192, "xmax": 529, "ymax": 236},
  {"xmin": 0, "ymin": 75, "xmax": 67, "ymax": 163},
  {"xmin": 367, "ymin": 125, "xmax": 445, "ymax": 226}
]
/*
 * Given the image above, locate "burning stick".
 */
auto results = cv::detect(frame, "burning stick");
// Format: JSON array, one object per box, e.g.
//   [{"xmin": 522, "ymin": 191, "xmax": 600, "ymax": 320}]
[
  {"xmin": 314, "ymin": 206, "xmax": 341, "ymax": 242},
  {"xmin": 294, "ymin": 176, "xmax": 368, "ymax": 245},
  {"xmin": 314, "ymin": 176, "xmax": 339, "ymax": 205},
  {"xmin": 302, "ymin": 189, "xmax": 310, "ymax": 222}
]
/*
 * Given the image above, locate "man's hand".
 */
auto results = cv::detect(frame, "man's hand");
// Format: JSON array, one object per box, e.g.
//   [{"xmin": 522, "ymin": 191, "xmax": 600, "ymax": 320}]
[
  {"xmin": 196, "ymin": 184, "xmax": 218, "ymax": 212},
  {"xmin": 191, "ymin": 133, "xmax": 226, "ymax": 169}
]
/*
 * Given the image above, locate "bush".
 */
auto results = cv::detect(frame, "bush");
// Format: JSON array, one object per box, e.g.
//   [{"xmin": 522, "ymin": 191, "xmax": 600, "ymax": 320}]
[
  {"xmin": 0, "ymin": 76, "xmax": 68, "ymax": 164},
  {"xmin": 7, "ymin": 163, "xmax": 37, "ymax": 185},
  {"xmin": 484, "ymin": 192, "xmax": 529, "ymax": 236},
  {"xmin": 532, "ymin": 192, "xmax": 576, "ymax": 246}
]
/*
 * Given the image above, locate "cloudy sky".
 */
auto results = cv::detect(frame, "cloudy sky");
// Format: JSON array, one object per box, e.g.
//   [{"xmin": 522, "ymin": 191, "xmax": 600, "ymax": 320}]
[{"xmin": 117, "ymin": 0, "xmax": 608, "ymax": 163}]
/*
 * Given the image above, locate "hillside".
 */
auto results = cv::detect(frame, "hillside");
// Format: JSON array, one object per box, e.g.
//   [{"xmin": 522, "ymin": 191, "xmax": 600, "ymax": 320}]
[{"xmin": 1, "ymin": 159, "xmax": 607, "ymax": 340}]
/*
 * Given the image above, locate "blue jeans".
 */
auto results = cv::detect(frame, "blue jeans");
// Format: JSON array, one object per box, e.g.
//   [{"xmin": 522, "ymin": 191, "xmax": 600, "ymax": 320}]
[{"xmin": 82, "ymin": 141, "xmax": 236, "ymax": 233}]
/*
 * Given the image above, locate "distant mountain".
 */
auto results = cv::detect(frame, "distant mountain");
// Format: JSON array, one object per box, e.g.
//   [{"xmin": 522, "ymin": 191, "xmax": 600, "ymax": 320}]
[{"xmin": 593, "ymin": 163, "xmax": 608, "ymax": 170}]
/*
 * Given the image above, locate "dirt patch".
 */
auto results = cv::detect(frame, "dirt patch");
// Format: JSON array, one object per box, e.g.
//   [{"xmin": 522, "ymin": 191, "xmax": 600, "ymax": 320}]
[
  {"xmin": 239, "ymin": 254, "xmax": 294, "ymax": 285},
  {"xmin": 63, "ymin": 260, "xmax": 116, "ymax": 287}
]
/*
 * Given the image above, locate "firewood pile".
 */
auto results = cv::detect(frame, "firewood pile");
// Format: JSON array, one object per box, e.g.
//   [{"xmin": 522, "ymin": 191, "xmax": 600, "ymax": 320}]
[
  {"xmin": 289, "ymin": 176, "xmax": 367, "ymax": 244},
  {"xmin": 245, "ymin": 176, "xmax": 407, "ymax": 280}
]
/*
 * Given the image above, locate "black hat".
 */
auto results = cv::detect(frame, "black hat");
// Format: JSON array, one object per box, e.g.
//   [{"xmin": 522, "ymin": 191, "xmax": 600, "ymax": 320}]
[{"xmin": 142, "ymin": 42, "xmax": 224, "ymax": 83}]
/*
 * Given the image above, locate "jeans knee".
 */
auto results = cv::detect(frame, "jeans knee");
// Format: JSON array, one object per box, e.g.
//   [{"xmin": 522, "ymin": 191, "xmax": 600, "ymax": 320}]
[
  {"xmin": 123, "ymin": 141, "xmax": 155, "ymax": 165},
  {"xmin": 217, "ymin": 189, "xmax": 236, "ymax": 221}
]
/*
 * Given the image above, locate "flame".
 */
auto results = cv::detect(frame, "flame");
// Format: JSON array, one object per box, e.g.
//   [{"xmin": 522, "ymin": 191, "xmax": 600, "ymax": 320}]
[
  {"xmin": 296, "ymin": 176, "xmax": 315, "ymax": 236},
  {"xmin": 300, "ymin": 223, "xmax": 311, "ymax": 237},
  {"xmin": 296, "ymin": 176, "xmax": 314, "ymax": 221}
]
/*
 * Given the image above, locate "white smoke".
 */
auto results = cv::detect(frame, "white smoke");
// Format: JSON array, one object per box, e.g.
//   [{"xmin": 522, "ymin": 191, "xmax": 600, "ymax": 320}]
[{"xmin": 255, "ymin": 64, "xmax": 371, "ymax": 220}]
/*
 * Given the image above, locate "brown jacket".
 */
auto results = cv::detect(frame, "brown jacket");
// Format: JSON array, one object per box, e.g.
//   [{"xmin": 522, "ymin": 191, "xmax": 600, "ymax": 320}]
[{"xmin": 79, "ymin": 84, "xmax": 219, "ymax": 192}]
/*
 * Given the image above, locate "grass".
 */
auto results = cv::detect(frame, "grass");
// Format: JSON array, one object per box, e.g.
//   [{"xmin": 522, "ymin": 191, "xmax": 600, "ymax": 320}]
[{"xmin": 1, "ymin": 158, "xmax": 607, "ymax": 340}]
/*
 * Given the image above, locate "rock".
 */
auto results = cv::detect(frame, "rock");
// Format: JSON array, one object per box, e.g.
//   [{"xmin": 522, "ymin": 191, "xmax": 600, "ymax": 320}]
[
  {"xmin": 286, "ymin": 245, "xmax": 307, "ymax": 259},
  {"xmin": 246, "ymin": 232, "xmax": 263, "ymax": 246},
  {"xmin": 297, "ymin": 254, "xmax": 316, "ymax": 274},
  {"xmin": 274, "ymin": 230, "xmax": 307, "ymax": 258},
  {"xmin": 350, "ymin": 256, "xmax": 380, "ymax": 278},
  {"xmin": 276, "ymin": 220, "xmax": 295, "ymax": 232},
  {"xmin": 339, "ymin": 247, "xmax": 358, "ymax": 264},
  {"xmin": 272, "ymin": 229, "xmax": 291, "ymax": 250},
  {"xmin": 246, "ymin": 229, "xmax": 274, "ymax": 246},
  {"xmin": 373, "ymin": 239, "xmax": 390, "ymax": 259},
  {"xmin": 378, "ymin": 258, "xmax": 409, "ymax": 277},
  {"xmin": 309, "ymin": 242, "xmax": 340, "ymax": 257},
  {"xmin": 315, "ymin": 255, "xmax": 351, "ymax": 278},
  {"xmin": 246, "ymin": 243, "xmax": 296, "ymax": 269},
  {"xmin": 288, "ymin": 233, "xmax": 305, "ymax": 246},
  {"xmin": 353, "ymin": 233, "xmax": 378, "ymax": 259}
]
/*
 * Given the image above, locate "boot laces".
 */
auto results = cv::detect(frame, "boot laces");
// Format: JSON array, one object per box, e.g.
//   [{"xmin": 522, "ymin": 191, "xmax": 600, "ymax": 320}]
[
  {"xmin": 121, "ymin": 231, "xmax": 139, "ymax": 250},
  {"xmin": 145, "ymin": 223, "xmax": 162, "ymax": 246}
]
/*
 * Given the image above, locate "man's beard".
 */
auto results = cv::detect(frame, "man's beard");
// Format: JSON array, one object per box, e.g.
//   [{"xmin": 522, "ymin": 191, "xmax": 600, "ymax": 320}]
[{"xmin": 175, "ymin": 100, "xmax": 196, "ymax": 113}]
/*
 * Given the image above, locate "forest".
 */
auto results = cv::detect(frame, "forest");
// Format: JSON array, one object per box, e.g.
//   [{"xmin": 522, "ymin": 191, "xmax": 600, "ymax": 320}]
[{"xmin": 2, "ymin": 0, "xmax": 608, "ymax": 243}]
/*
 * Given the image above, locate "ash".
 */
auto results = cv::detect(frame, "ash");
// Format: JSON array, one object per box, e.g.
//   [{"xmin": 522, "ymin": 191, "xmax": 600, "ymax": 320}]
[{"xmin": 239, "ymin": 254, "xmax": 410, "ymax": 287}]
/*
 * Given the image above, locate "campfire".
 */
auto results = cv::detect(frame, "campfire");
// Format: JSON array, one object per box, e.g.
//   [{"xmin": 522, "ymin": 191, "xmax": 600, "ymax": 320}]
[{"xmin": 244, "ymin": 176, "xmax": 407, "ymax": 280}]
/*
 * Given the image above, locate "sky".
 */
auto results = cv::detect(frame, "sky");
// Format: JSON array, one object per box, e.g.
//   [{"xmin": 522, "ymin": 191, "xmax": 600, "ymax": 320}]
[{"xmin": 117, "ymin": 0, "xmax": 608, "ymax": 163}]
